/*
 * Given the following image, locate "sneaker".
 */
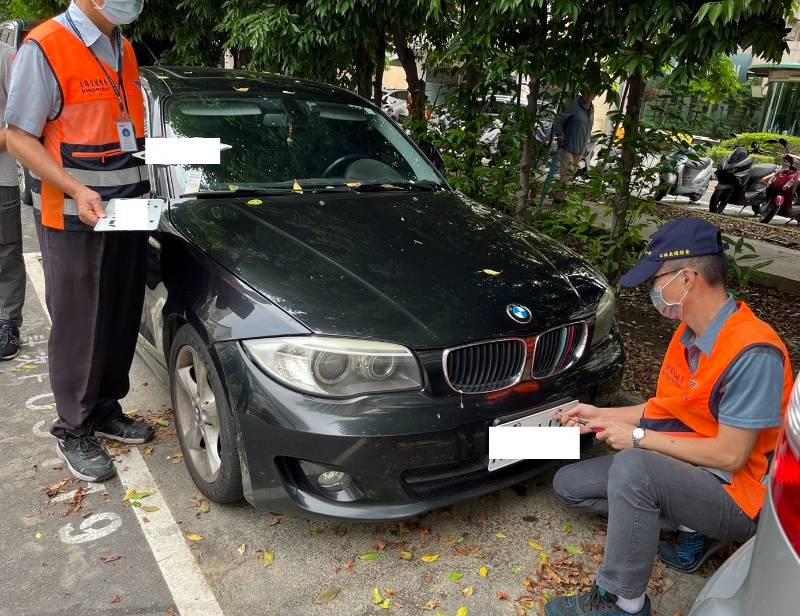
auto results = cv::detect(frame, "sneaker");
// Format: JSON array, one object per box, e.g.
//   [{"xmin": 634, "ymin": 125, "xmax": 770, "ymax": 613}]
[
  {"xmin": 658, "ymin": 531, "xmax": 723, "ymax": 573},
  {"xmin": 545, "ymin": 585, "xmax": 651, "ymax": 616},
  {"xmin": 0, "ymin": 321, "xmax": 20, "ymax": 360},
  {"xmin": 56, "ymin": 433, "xmax": 116, "ymax": 482},
  {"xmin": 94, "ymin": 413, "xmax": 155, "ymax": 444}
]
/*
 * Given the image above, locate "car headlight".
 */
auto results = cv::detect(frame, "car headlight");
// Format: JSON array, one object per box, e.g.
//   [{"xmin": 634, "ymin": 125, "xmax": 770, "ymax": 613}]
[
  {"xmin": 242, "ymin": 336, "xmax": 423, "ymax": 398},
  {"xmin": 591, "ymin": 286, "xmax": 616, "ymax": 346}
]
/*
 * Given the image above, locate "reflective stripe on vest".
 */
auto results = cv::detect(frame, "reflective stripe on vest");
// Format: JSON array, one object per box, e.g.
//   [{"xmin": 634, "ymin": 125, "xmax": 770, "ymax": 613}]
[
  {"xmin": 25, "ymin": 20, "xmax": 149, "ymax": 231},
  {"xmin": 645, "ymin": 302, "xmax": 794, "ymax": 519}
]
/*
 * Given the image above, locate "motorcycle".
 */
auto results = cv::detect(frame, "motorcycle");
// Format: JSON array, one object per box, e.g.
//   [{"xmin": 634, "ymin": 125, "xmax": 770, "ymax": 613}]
[
  {"xmin": 709, "ymin": 137, "xmax": 779, "ymax": 215},
  {"xmin": 759, "ymin": 138, "xmax": 800, "ymax": 224},
  {"xmin": 653, "ymin": 147, "xmax": 714, "ymax": 202}
]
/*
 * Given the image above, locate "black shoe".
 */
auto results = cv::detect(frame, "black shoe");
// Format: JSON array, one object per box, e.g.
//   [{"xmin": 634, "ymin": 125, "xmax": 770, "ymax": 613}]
[
  {"xmin": 0, "ymin": 321, "xmax": 20, "ymax": 360},
  {"xmin": 94, "ymin": 413, "xmax": 155, "ymax": 444},
  {"xmin": 56, "ymin": 433, "xmax": 116, "ymax": 482}
]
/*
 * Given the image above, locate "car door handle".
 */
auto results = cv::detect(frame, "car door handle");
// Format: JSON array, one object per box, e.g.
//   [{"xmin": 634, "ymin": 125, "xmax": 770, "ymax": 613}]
[{"xmin": 148, "ymin": 235, "xmax": 161, "ymax": 250}]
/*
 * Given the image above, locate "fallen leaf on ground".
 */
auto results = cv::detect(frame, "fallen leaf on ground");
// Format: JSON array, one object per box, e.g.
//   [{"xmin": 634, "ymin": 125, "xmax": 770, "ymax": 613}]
[
  {"xmin": 511, "ymin": 566, "xmax": 521, "ymax": 574},
  {"xmin": 43, "ymin": 479, "xmax": 71, "ymax": 499},
  {"xmin": 309, "ymin": 527, "xmax": 321, "ymax": 535},
  {"xmin": 142, "ymin": 505, "xmax": 159, "ymax": 513},
  {"xmin": 261, "ymin": 550, "xmax": 274, "ymax": 567},
  {"xmin": 482, "ymin": 269, "xmax": 502, "ymax": 276},
  {"xmin": 238, "ymin": 544, "xmax": 246, "ymax": 556},
  {"xmin": 111, "ymin": 594, "xmax": 121, "ymax": 604},
  {"xmin": 360, "ymin": 551, "xmax": 381, "ymax": 561},
  {"xmin": 374, "ymin": 539, "xmax": 387, "ymax": 551},
  {"xmin": 421, "ymin": 554, "xmax": 439, "ymax": 562},
  {"xmin": 564, "ymin": 523, "xmax": 574, "ymax": 534},
  {"xmin": 334, "ymin": 527, "xmax": 347, "ymax": 538},
  {"xmin": 528, "ymin": 540, "xmax": 543, "ymax": 551},
  {"xmin": 372, "ymin": 588, "xmax": 383, "ymax": 604},
  {"xmin": 456, "ymin": 608, "xmax": 469, "ymax": 616},
  {"xmin": 565, "ymin": 545, "xmax": 583, "ymax": 555},
  {"xmin": 344, "ymin": 559, "xmax": 356, "ymax": 572},
  {"xmin": 479, "ymin": 566, "xmax": 489, "ymax": 577},
  {"xmin": 399, "ymin": 551, "xmax": 413, "ymax": 561},
  {"xmin": 462, "ymin": 585, "xmax": 474, "ymax": 597},
  {"xmin": 384, "ymin": 588, "xmax": 396, "ymax": 597},
  {"xmin": 269, "ymin": 517, "xmax": 281, "ymax": 526},
  {"xmin": 157, "ymin": 419, "xmax": 170, "ymax": 428},
  {"xmin": 186, "ymin": 534, "xmax": 203, "ymax": 542},
  {"xmin": 379, "ymin": 598, "xmax": 391, "ymax": 609},
  {"xmin": 495, "ymin": 532, "xmax": 507, "ymax": 539},
  {"xmin": 672, "ymin": 611, "xmax": 683, "ymax": 616},
  {"xmin": 538, "ymin": 550, "xmax": 549, "ymax": 564},
  {"xmin": 168, "ymin": 452, "xmax": 182, "ymax": 463},
  {"xmin": 143, "ymin": 447, "xmax": 153, "ymax": 457},
  {"xmin": 314, "ymin": 587, "xmax": 339, "ymax": 604},
  {"xmin": 448, "ymin": 572, "xmax": 464, "ymax": 582},
  {"xmin": 123, "ymin": 489, "xmax": 155, "ymax": 501},
  {"xmin": 166, "ymin": 608, "xmax": 177, "ymax": 616},
  {"xmin": 198, "ymin": 499, "xmax": 211, "ymax": 514},
  {"xmin": 497, "ymin": 591, "xmax": 511, "ymax": 600},
  {"xmin": 423, "ymin": 600, "xmax": 438, "ymax": 610},
  {"xmin": 101, "ymin": 555, "xmax": 121, "ymax": 563}
]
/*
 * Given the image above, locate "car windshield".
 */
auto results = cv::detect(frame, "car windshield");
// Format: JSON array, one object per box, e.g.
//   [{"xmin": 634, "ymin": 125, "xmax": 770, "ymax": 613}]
[{"xmin": 165, "ymin": 94, "xmax": 444, "ymax": 194}]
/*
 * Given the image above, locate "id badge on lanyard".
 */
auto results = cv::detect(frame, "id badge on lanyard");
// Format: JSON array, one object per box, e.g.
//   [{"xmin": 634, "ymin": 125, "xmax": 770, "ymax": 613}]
[{"xmin": 116, "ymin": 112, "xmax": 138, "ymax": 152}]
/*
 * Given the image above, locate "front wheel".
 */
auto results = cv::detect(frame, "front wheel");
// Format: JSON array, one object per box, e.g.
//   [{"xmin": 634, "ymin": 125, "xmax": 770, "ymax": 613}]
[
  {"xmin": 759, "ymin": 200, "xmax": 779, "ymax": 224},
  {"xmin": 709, "ymin": 190, "xmax": 723, "ymax": 213},
  {"xmin": 169, "ymin": 324, "xmax": 243, "ymax": 503},
  {"xmin": 653, "ymin": 187, "xmax": 668, "ymax": 201},
  {"xmin": 689, "ymin": 193, "xmax": 702, "ymax": 202}
]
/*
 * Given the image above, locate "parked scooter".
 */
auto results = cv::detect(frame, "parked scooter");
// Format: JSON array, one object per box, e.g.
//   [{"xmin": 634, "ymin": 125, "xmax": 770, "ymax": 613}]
[
  {"xmin": 653, "ymin": 146, "xmax": 714, "ymax": 202},
  {"xmin": 759, "ymin": 138, "xmax": 800, "ymax": 224},
  {"xmin": 709, "ymin": 137, "xmax": 779, "ymax": 215}
]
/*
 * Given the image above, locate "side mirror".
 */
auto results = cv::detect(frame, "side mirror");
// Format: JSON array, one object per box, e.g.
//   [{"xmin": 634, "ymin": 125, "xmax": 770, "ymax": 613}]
[
  {"xmin": 780, "ymin": 138, "xmax": 788, "ymax": 147},
  {"xmin": 419, "ymin": 140, "xmax": 445, "ymax": 172},
  {"xmin": 729, "ymin": 132, "xmax": 738, "ymax": 139}
]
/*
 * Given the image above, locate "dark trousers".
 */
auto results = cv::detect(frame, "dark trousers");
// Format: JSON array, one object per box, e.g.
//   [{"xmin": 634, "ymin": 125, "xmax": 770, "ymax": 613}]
[
  {"xmin": 553, "ymin": 449, "xmax": 757, "ymax": 599},
  {"xmin": 0, "ymin": 186, "xmax": 24, "ymax": 326},
  {"xmin": 36, "ymin": 213, "xmax": 147, "ymax": 437}
]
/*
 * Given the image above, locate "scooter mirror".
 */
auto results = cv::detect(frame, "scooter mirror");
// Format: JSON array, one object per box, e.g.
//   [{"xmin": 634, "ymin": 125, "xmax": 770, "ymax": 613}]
[{"xmin": 780, "ymin": 138, "xmax": 788, "ymax": 148}]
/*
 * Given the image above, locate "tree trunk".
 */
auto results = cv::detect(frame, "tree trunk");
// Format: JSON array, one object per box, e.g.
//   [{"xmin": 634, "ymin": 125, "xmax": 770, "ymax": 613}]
[
  {"xmin": 373, "ymin": 31, "xmax": 386, "ymax": 106},
  {"xmin": 610, "ymin": 70, "xmax": 646, "ymax": 248},
  {"xmin": 515, "ymin": 78, "xmax": 541, "ymax": 220},
  {"xmin": 354, "ymin": 43, "xmax": 375, "ymax": 99},
  {"xmin": 391, "ymin": 23, "xmax": 425, "ymax": 121}
]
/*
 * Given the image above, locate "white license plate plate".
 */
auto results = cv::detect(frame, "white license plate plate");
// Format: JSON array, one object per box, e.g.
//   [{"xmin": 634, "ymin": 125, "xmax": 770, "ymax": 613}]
[{"xmin": 487, "ymin": 400, "xmax": 578, "ymax": 472}]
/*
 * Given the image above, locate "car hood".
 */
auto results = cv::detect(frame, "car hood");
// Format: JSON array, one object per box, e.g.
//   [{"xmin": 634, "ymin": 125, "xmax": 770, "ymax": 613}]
[{"xmin": 169, "ymin": 191, "xmax": 607, "ymax": 349}]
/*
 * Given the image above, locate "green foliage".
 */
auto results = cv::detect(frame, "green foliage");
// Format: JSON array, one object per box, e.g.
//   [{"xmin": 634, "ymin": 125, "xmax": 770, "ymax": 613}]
[
  {"xmin": 724, "ymin": 235, "xmax": 773, "ymax": 297},
  {"xmin": 707, "ymin": 132, "xmax": 800, "ymax": 164}
]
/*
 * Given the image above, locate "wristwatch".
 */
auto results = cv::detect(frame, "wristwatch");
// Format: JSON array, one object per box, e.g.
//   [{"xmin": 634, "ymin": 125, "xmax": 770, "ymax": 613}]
[{"xmin": 632, "ymin": 427, "xmax": 646, "ymax": 448}]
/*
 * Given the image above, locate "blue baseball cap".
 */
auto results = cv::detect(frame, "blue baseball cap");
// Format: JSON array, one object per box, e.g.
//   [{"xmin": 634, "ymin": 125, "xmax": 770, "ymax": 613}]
[{"xmin": 620, "ymin": 219, "xmax": 726, "ymax": 288}]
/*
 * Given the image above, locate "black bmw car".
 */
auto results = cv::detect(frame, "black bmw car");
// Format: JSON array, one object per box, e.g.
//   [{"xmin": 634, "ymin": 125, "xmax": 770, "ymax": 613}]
[{"xmin": 135, "ymin": 66, "xmax": 625, "ymax": 520}]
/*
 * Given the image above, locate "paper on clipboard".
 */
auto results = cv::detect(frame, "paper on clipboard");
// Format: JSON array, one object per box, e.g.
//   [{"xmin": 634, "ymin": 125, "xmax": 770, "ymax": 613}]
[
  {"xmin": 93, "ymin": 199, "xmax": 165, "ymax": 232},
  {"xmin": 139, "ymin": 138, "xmax": 230, "ymax": 165}
]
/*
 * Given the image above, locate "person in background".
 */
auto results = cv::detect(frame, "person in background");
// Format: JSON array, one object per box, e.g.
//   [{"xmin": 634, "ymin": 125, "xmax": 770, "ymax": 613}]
[
  {"xmin": 0, "ymin": 40, "xmax": 24, "ymax": 360},
  {"xmin": 551, "ymin": 91, "xmax": 595, "ymax": 202}
]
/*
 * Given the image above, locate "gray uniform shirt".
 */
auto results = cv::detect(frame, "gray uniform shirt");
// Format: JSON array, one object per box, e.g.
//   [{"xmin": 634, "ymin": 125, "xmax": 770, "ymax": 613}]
[
  {"xmin": 5, "ymin": 1, "xmax": 121, "ymax": 139},
  {"xmin": 552, "ymin": 96, "xmax": 594, "ymax": 155},
  {"xmin": 0, "ymin": 42, "xmax": 17, "ymax": 186}
]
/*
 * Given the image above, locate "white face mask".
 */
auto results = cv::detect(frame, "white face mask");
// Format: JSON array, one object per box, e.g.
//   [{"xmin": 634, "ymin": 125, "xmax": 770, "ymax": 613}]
[
  {"xmin": 92, "ymin": 0, "xmax": 144, "ymax": 26},
  {"xmin": 649, "ymin": 269, "xmax": 689, "ymax": 321}
]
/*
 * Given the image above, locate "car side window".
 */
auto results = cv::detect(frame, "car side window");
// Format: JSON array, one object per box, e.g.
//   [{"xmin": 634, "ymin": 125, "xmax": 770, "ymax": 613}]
[{"xmin": 0, "ymin": 28, "xmax": 11, "ymax": 45}]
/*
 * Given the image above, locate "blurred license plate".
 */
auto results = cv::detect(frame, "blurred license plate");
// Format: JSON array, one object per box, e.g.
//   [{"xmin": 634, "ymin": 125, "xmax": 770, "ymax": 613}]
[{"xmin": 487, "ymin": 400, "xmax": 578, "ymax": 472}]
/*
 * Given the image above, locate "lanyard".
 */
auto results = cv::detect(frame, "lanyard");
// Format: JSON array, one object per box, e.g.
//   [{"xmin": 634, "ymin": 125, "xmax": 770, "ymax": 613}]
[{"xmin": 65, "ymin": 11, "xmax": 129, "ymax": 114}]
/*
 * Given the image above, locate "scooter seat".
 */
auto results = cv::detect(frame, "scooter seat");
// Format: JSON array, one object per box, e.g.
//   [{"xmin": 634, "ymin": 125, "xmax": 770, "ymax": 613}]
[
  {"xmin": 683, "ymin": 157, "xmax": 713, "ymax": 170},
  {"xmin": 749, "ymin": 163, "xmax": 778, "ymax": 181}
]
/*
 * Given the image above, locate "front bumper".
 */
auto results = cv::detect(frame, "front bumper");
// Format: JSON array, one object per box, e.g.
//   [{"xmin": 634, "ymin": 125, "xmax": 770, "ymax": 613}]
[{"xmin": 214, "ymin": 331, "xmax": 625, "ymax": 520}]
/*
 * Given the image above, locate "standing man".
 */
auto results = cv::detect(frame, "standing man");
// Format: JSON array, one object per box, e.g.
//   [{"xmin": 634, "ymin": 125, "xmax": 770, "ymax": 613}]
[
  {"xmin": 551, "ymin": 91, "xmax": 595, "ymax": 200},
  {"xmin": 0, "ymin": 40, "xmax": 23, "ymax": 360},
  {"xmin": 5, "ymin": 0, "xmax": 154, "ymax": 483},
  {"xmin": 545, "ymin": 219, "xmax": 793, "ymax": 616}
]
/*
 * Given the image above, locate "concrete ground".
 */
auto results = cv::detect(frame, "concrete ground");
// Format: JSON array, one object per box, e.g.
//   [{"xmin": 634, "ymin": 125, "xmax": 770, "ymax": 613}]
[{"xmin": 1, "ymin": 206, "xmax": 709, "ymax": 616}]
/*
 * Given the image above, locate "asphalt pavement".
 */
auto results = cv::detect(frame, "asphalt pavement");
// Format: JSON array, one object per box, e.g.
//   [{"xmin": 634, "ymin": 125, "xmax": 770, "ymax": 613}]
[{"xmin": 0, "ymin": 206, "xmax": 708, "ymax": 616}]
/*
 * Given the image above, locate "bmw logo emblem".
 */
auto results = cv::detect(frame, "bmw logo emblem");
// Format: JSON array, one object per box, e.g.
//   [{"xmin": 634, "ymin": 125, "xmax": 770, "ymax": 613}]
[{"xmin": 506, "ymin": 304, "xmax": 532, "ymax": 324}]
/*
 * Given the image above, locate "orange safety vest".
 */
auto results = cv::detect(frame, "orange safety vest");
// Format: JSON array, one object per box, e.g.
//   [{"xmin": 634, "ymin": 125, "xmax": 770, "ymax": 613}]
[
  {"xmin": 26, "ymin": 19, "xmax": 149, "ymax": 231},
  {"xmin": 644, "ymin": 302, "xmax": 794, "ymax": 519}
]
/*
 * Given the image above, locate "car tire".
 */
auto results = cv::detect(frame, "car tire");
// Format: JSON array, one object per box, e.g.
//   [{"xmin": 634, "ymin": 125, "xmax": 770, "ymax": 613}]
[
  {"xmin": 18, "ymin": 164, "xmax": 32, "ymax": 206},
  {"xmin": 759, "ymin": 199, "xmax": 778, "ymax": 224},
  {"xmin": 169, "ymin": 323, "xmax": 243, "ymax": 503}
]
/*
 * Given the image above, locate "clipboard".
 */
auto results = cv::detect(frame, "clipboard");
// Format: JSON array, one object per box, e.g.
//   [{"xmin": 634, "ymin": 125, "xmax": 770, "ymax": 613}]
[{"xmin": 93, "ymin": 199, "xmax": 166, "ymax": 232}]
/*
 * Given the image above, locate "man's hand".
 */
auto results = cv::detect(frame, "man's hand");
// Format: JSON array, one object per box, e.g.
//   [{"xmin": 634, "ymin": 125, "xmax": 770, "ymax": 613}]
[
  {"xmin": 557, "ymin": 403, "xmax": 602, "ymax": 435},
  {"xmin": 74, "ymin": 187, "xmax": 106, "ymax": 227},
  {"xmin": 590, "ymin": 420, "xmax": 638, "ymax": 450}
]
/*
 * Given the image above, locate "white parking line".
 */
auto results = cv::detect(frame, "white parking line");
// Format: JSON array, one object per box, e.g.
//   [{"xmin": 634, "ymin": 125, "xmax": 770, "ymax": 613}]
[{"xmin": 24, "ymin": 252, "xmax": 224, "ymax": 616}]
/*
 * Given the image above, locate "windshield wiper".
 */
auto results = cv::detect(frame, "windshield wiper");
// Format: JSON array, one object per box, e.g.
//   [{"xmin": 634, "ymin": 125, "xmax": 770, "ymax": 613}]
[
  {"xmin": 346, "ymin": 180, "xmax": 442, "ymax": 192},
  {"xmin": 180, "ymin": 187, "xmax": 298, "ymax": 199}
]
